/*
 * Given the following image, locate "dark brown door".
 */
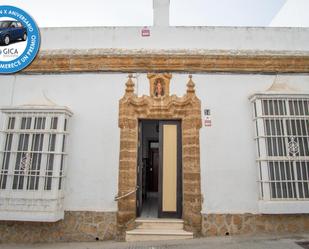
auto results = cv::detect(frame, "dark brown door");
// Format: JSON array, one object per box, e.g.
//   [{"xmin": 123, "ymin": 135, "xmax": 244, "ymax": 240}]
[{"xmin": 158, "ymin": 120, "xmax": 182, "ymax": 218}]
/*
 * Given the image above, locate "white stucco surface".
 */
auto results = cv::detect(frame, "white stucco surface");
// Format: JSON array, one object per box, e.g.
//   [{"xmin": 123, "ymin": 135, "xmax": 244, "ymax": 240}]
[
  {"xmin": 39, "ymin": 26, "xmax": 309, "ymax": 52},
  {"xmin": 1, "ymin": 73, "xmax": 309, "ymax": 213}
]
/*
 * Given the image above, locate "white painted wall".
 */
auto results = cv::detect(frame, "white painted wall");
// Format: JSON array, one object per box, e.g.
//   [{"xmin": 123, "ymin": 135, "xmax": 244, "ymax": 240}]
[
  {"xmin": 39, "ymin": 26, "xmax": 309, "ymax": 51},
  {"xmin": 1, "ymin": 73, "xmax": 309, "ymax": 213}
]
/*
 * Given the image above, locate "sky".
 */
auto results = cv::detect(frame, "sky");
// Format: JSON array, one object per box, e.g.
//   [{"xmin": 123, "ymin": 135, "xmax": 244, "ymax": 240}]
[
  {"xmin": 270, "ymin": 0, "xmax": 309, "ymax": 27},
  {"xmin": 1, "ymin": 0, "xmax": 307, "ymax": 27}
]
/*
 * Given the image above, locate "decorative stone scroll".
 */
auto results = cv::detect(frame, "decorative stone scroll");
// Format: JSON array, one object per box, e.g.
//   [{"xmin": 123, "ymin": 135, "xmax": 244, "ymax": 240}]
[{"xmin": 117, "ymin": 73, "xmax": 202, "ymax": 239}]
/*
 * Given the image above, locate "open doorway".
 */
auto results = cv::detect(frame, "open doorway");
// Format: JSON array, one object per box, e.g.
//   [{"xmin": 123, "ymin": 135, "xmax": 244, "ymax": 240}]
[
  {"xmin": 141, "ymin": 140, "xmax": 159, "ymax": 218},
  {"xmin": 137, "ymin": 120, "xmax": 182, "ymax": 219},
  {"xmin": 139, "ymin": 120, "xmax": 159, "ymax": 218}
]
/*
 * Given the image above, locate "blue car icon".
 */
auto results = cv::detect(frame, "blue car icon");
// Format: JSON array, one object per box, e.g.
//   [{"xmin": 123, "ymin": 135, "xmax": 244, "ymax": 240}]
[{"xmin": 0, "ymin": 20, "xmax": 27, "ymax": 46}]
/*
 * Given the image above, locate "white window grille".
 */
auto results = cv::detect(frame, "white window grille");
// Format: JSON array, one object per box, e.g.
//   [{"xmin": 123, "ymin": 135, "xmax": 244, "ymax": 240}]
[
  {"xmin": 0, "ymin": 106, "xmax": 72, "ymax": 221},
  {"xmin": 250, "ymin": 94, "xmax": 309, "ymax": 202}
]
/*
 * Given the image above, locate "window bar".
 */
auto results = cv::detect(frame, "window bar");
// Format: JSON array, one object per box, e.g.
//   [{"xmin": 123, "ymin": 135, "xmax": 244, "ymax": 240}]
[
  {"xmin": 52, "ymin": 116, "xmax": 64, "ymax": 194},
  {"xmin": 17, "ymin": 116, "xmax": 25, "ymax": 189},
  {"xmin": 7, "ymin": 116, "xmax": 19, "ymax": 191},
  {"xmin": 25, "ymin": 115, "xmax": 33, "ymax": 190},
  {"xmin": 290, "ymin": 100, "xmax": 301, "ymax": 199},
  {"xmin": 253, "ymin": 102, "xmax": 263, "ymax": 199},
  {"xmin": 0, "ymin": 132, "xmax": 8, "ymax": 188},
  {"xmin": 258, "ymin": 99, "xmax": 271, "ymax": 200},
  {"xmin": 35, "ymin": 117, "xmax": 41, "ymax": 190},
  {"xmin": 13, "ymin": 118, "xmax": 21, "ymax": 190},
  {"xmin": 38, "ymin": 116, "xmax": 48, "ymax": 191},
  {"xmin": 291, "ymin": 104, "xmax": 299, "ymax": 199},
  {"xmin": 274, "ymin": 110, "xmax": 285, "ymax": 199},
  {"xmin": 279, "ymin": 118, "xmax": 289, "ymax": 198},
  {"xmin": 47, "ymin": 115, "xmax": 57, "ymax": 191},
  {"xmin": 30, "ymin": 117, "xmax": 36, "ymax": 190},
  {"xmin": 0, "ymin": 115, "xmax": 9, "ymax": 189},
  {"xmin": 266, "ymin": 101, "xmax": 273, "ymax": 200},
  {"xmin": 36, "ymin": 117, "xmax": 45, "ymax": 190},
  {"xmin": 28, "ymin": 118, "xmax": 35, "ymax": 190},
  {"xmin": 62, "ymin": 114, "xmax": 70, "ymax": 189},
  {"xmin": 63, "ymin": 117, "xmax": 69, "ymax": 192},
  {"xmin": 283, "ymin": 161, "xmax": 288, "ymax": 198},
  {"xmin": 304, "ymin": 162, "xmax": 309, "ymax": 198},
  {"xmin": 268, "ymin": 99, "xmax": 274, "ymax": 157},
  {"xmin": 299, "ymin": 116, "xmax": 307, "ymax": 199},
  {"xmin": 44, "ymin": 116, "xmax": 52, "ymax": 190},
  {"xmin": 305, "ymin": 162, "xmax": 309, "ymax": 198},
  {"xmin": 30, "ymin": 117, "xmax": 37, "ymax": 190},
  {"xmin": 42, "ymin": 116, "xmax": 48, "ymax": 190},
  {"xmin": 297, "ymin": 102, "xmax": 305, "ymax": 199},
  {"xmin": 282, "ymin": 162, "xmax": 288, "ymax": 199},
  {"xmin": 283, "ymin": 100, "xmax": 294, "ymax": 199},
  {"xmin": 305, "ymin": 113, "xmax": 309, "ymax": 161},
  {"xmin": 14, "ymin": 117, "xmax": 27, "ymax": 190},
  {"xmin": 270, "ymin": 100, "xmax": 279, "ymax": 199},
  {"xmin": 59, "ymin": 118, "xmax": 67, "ymax": 190},
  {"xmin": 295, "ymin": 110, "xmax": 305, "ymax": 199},
  {"xmin": 2, "ymin": 132, "xmax": 13, "ymax": 189},
  {"xmin": 27, "ymin": 116, "xmax": 34, "ymax": 190},
  {"xmin": 19, "ymin": 116, "xmax": 27, "ymax": 190},
  {"xmin": 281, "ymin": 122, "xmax": 288, "ymax": 198},
  {"xmin": 299, "ymin": 162, "xmax": 305, "ymax": 199},
  {"xmin": 36, "ymin": 117, "xmax": 43, "ymax": 190}
]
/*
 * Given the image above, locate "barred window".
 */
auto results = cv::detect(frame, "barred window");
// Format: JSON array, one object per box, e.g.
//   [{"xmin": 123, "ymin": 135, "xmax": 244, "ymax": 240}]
[
  {"xmin": 0, "ymin": 106, "xmax": 72, "ymax": 221},
  {"xmin": 251, "ymin": 95, "xmax": 309, "ymax": 201}
]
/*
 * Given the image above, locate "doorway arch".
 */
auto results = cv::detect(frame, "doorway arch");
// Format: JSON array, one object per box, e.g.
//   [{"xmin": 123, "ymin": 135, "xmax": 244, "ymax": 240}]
[{"xmin": 117, "ymin": 74, "xmax": 202, "ymax": 238}]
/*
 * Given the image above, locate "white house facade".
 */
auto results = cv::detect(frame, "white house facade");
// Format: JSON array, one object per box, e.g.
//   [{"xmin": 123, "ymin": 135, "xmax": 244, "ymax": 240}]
[{"xmin": 0, "ymin": 0, "xmax": 309, "ymax": 243}]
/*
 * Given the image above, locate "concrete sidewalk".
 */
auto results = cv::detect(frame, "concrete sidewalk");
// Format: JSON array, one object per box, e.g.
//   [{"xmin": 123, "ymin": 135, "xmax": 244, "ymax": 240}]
[{"xmin": 1, "ymin": 234, "xmax": 309, "ymax": 249}]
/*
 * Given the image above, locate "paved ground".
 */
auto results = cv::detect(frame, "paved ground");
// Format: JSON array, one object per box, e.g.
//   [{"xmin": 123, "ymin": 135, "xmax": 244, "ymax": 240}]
[{"xmin": 2, "ymin": 234, "xmax": 309, "ymax": 249}]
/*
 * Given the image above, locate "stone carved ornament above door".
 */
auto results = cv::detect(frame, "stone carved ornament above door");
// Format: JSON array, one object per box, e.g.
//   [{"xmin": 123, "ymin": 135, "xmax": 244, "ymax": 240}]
[{"xmin": 148, "ymin": 73, "xmax": 172, "ymax": 97}]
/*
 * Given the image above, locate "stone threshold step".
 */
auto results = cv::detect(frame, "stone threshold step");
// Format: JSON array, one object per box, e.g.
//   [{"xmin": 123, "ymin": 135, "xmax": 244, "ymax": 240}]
[
  {"xmin": 126, "ymin": 229, "xmax": 193, "ymax": 236},
  {"xmin": 135, "ymin": 218, "xmax": 184, "ymax": 223}
]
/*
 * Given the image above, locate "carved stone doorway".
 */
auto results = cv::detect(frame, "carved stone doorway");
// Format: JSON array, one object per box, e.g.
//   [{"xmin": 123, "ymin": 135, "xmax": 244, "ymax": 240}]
[{"xmin": 117, "ymin": 73, "xmax": 202, "ymax": 238}]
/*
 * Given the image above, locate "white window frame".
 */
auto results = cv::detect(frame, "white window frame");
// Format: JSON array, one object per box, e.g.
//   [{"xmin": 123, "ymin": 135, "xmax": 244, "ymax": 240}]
[
  {"xmin": 0, "ymin": 106, "xmax": 73, "ymax": 221},
  {"xmin": 250, "ymin": 93, "xmax": 309, "ymax": 214}
]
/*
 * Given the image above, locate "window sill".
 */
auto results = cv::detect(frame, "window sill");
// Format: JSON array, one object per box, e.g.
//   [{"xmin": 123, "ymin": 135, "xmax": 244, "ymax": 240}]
[
  {"xmin": 259, "ymin": 200, "xmax": 309, "ymax": 214},
  {"xmin": 0, "ymin": 195, "xmax": 64, "ymax": 222},
  {"xmin": 0, "ymin": 210, "xmax": 64, "ymax": 222}
]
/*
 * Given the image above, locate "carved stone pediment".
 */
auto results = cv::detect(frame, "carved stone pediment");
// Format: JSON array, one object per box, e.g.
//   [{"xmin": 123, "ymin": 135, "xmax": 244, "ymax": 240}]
[{"xmin": 119, "ymin": 74, "xmax": 201, "ymax": 127}]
